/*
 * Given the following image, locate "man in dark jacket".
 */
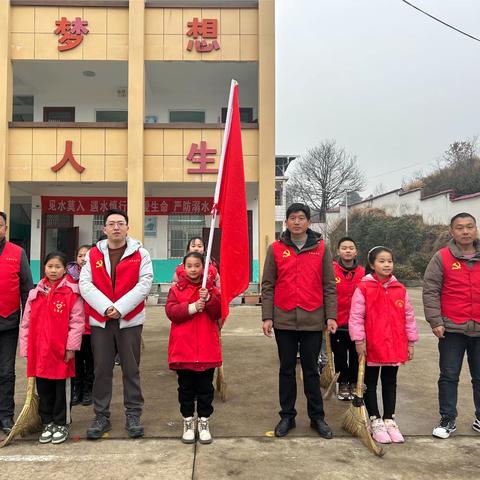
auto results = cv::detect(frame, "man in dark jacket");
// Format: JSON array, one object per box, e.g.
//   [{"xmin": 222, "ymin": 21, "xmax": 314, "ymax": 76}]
[
  {"xmin": 261, "ymin": 203, "xmax": 337, "ymax": 438},
  {"xmin": 423, "ymin": 212, "xmax": 480, "ymax": 439},
  {"xmin": 0, "ymin": 211, "xmax": 33, "ymax": 434}
]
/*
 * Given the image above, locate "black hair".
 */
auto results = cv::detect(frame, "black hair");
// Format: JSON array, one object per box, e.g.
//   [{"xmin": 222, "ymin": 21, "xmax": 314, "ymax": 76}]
[
  {"xmin": 365, "ymin": 246, "xmax": 393, "ymax": 275},
  {"xmin": 76, "ymin": 244, "xmax": 91, "ymax": 257},
  {"xmin": 286, "ymin": 203, "xmax": 311, "ymax": 220},
  {"xmin": 337, "ymin": 236, "xmax": 358, "ymax": 249},
  {"xmin": 183, "ymin": 251, "xmax": 205, "ymax": 266},
  {"xmin": 44, "ymin": 251, "xmax": 67, "ymax": 268},
  {"xmin": 186, "ymin": 236, "xmax": 205, "ymax": 253},
  {"xmin": 103, "ymin": 209, "xmax": 128, "ymax": 225},
  {"xmin": 450, "ymin": 212, "xmax": 476, "ymax": 227},
  {"xmin": 0, "ymin": 211, "xmax": 6, "ymax": 223}
]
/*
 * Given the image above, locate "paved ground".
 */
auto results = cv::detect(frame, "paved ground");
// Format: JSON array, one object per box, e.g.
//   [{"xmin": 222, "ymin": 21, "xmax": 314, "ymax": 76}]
[{"xmin": 1, "ymin": 288, "xmax": 479, "ymax": 479}]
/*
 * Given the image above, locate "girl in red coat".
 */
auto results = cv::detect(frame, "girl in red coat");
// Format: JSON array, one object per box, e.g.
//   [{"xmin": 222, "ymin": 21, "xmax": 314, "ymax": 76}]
[
  {"xmin": 166, "ymin": 252, "xmax": 222, "ymax": 445},
  {"xmin": 349, "ymin": 246, "xmax": 418, "ymax": 444},
  {"xmin": 173, "ymin": 237, "xmax": 220, "ymax": 288},
  {"xmin": 66, "ymin": 244, "xmax": 94, "ymax": 407},
  {"xmin": 20, "ymin": 251, "xmax": 84, "ymax": 444},
  {"xmin": 332, "ymin": 237, "xmax": 365, "ymax": 401}
]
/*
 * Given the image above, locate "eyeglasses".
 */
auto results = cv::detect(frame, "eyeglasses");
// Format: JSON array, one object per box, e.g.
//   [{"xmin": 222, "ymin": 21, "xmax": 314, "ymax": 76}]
[{"xmin": 105, "ymin": 221, "xmax": 127, "ymax": 227}]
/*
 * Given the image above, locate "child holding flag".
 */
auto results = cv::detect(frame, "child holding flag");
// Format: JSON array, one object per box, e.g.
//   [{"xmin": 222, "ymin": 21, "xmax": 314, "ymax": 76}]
[{"xmin": 166, "ymin": 252, "xmax": 222, "ymax": 444}]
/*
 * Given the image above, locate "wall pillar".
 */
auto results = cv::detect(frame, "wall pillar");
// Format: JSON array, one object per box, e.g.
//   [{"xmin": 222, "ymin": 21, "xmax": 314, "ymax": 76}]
[{"xmin": 127, "ymin": 0, "xmax": 145, "ymax": 241}]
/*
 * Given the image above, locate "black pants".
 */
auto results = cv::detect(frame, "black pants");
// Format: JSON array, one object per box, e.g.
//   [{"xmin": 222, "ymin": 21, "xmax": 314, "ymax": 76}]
[
  {"xmin": 0, "ymin": 326, "xmax": 19, "ymax": 421},
  {"xmin": 36, "ymin": 377, "xmax": 71, "ymax": 426},
  {"xmin": 331, "ymin": 329, "xmax": 358, "ymax": 384},
  {"xmin": 177, "ymin": 369, "xmax": 215, "ymax": 418},
  {"xmin": 364, "ymin": 366, "xmax": 398, "ymax": 419},
  {"xmin": 74, "ymin": 334, "xmax": 94, "ymax": 394},
  {"xmin": 91, "ymin": 321, "xmax": 144, "ymax": 418},
  {"xmin": 274, "ymin": 329, "xmax": 324, "ymax": 420},
  {"xmin": 438, "ymin": 332, "xmax": 480, "ymax": 420}
]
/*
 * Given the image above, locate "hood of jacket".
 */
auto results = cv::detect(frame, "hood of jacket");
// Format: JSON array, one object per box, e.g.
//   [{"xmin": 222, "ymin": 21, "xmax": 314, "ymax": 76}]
[
  {"xmin": 95, "ymin": 236, "xmax": 143, "ymax": 259},
  {"xmin": 279, "ymin": 228, "xmax": 323, "ymax": 252}
]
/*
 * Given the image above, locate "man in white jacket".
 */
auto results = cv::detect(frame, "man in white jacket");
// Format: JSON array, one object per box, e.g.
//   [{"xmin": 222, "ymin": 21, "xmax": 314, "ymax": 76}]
[{"xmin": 80, "ymin": 209, "xmax": 153, "ymax": 440}]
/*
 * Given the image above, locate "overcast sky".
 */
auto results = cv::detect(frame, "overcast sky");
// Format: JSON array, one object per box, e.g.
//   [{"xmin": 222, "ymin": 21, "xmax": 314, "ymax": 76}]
[{"xmin": 275, "ymin": 0, "xmax": 480, "ymax": 195}]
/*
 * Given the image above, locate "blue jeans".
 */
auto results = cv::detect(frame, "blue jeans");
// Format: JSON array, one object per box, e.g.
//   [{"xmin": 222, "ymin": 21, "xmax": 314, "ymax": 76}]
[{"xmin": 438, "ymin": 332, "xmax": 480, "ymax": 420}]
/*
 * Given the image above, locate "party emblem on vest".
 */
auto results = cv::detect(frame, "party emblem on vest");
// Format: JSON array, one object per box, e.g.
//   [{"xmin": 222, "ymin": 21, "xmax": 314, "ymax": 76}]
[
  {"xmin": 96, "ymin": 260, "xmax": 104, "ymax": 268},
  {"xmin": 335, "ymin": 276, "xmax": 341, "ymax": 284},
  {"xmin": 451, "ymin": 262, "xmax": 461, "ymax": 270},
  {"xmin": 395, "ymin": 299, "xmax": 405, "ymax": 309},
  {"xmin": 53, "ymin": 301, "xmax": 66, "ymax": 313},
  {"xmin": 282, "ymin": 249, "xmax": 291, "ymax": 258}
]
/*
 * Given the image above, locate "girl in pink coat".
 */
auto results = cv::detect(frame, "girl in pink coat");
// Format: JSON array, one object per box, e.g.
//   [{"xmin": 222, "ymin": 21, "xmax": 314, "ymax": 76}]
[
  {"xmin": 349, "ymin": 246, "xmax": 418, "ymax": 444},
  {"xmin": 20, "ymin": 251, "xmax": 84, "ymax": 445}
]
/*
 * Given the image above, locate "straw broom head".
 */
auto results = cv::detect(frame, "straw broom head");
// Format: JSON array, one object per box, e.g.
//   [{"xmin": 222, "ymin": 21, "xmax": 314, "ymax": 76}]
[
  {"xmin": 215, "ymin": 366, "xmax": 227, "ymax": 402},
  {"xmin": 319, "ymin": 331, "xmax": 339, "ymax": 399},
  {"xmin": 0, "ymin": 377, "xmax": 43, "ymax": 448},
  {"xmin": 342, "ymin": 356, "xmax": 384, "ymax": 457}
]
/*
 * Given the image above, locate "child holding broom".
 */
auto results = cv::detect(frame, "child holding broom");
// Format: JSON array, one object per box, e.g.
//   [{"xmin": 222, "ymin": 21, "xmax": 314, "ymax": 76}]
[
  {"xmin": 166, "ymin": 252, "xmax": 222, "ymax": 444},
  {"xmin": 66, "ymin": 244, "xmax": 94, "ymax": 407},
  {"xmin": 20, "ymin": 251, "xmax": 85, "ymax": 444},
  {"xmin": 332, "ymin": 237, "xmax": 365, "ymax": 400},
  {"xmin": 349, "ymin": 246, "xmax": 418, "ymax": 443}
]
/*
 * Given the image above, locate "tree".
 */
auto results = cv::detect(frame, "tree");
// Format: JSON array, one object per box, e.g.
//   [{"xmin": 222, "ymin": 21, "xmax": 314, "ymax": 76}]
[{"xmin": 286, "ymin": 140, "xmax": 366, "ymax": 221}]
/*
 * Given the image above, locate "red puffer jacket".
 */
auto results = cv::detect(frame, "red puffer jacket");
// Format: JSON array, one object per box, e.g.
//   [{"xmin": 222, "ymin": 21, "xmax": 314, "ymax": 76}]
[{"xmin": 165, "ymin": 277, "xmax": 222, "ymax": 371}]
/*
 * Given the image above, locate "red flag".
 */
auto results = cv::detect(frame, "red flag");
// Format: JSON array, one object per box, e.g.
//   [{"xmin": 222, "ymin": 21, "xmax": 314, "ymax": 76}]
[{"xmin": 217, "ymin": 84, "xmax": 249, "ymax": 321}]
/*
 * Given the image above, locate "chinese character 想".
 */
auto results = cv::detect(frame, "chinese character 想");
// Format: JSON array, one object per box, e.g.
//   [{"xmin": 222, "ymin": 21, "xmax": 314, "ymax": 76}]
[{"xmin": 186, "ymin": 18, "xmax": 220, "ymax": 53}]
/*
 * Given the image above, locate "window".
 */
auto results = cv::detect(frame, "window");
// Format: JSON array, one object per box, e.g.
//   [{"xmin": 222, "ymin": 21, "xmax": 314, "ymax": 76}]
[
  {"xmin": 221, "ymin": 107, "xmax": 254, "ymax": 123},
  {"xmin": 169, "ymin": 111, "xmax": 206, "ymax": 123},
  {"xmin": 96, "ymin": 110, "xmax": 128, "ymax": 122},
  {"xmin": 43, "ymin": 107, "xmax": 75, "ymax": 122},
  {"xmin": 168, "ymin": 215, "xmax": 205, "ymax": 258},
  {"xmin": 13, "ymin": 96, "xmax": 33, "ymax": 121},
  {"xmin": 92, "ymin": 215, "xmax": 104, "ymax": 243}
]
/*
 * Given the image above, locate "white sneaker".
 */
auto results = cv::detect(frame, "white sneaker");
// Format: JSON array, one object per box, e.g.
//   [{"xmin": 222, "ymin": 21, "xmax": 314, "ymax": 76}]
[
  {"xmin": 432, "ymin": 417, "xmax": 457, "ymax": 439},
  {"xmin": 198, "ymin": 417, "xmax": 212, "ymax": 444},
  {"xmin": 39, "ymin": 423, "xmax": 55, "ymax": 444},
  {"xmin": 51, "ymin": 425, "xmax": 69, "ymax": 444},
  {"xmin": 182, "ymin": 417, "xmax": 196, "ymax": 444}
]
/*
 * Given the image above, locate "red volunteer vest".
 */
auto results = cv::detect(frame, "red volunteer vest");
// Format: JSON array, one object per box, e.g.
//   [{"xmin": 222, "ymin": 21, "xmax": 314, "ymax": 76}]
[
  {"xmin": 359, "ymin": 278, "xmax": 408, "ymax": 364},
  {"xmin": 88, "ymin": 246, "xmax": 144, "ymax": 322},
  {"xmin": 272, "ymin": 240, "xmax": 324, "ymax": 312},
  {"xmin": 27, "ymin": 280, "xmax": 78, "ymax": 379},
  {"xmin": 0, "ymin": 241, "xmax": 22, "ymax": 317},
  {"xmin": 334, "ymin": 261, "xmax": 365, "ymax": 327},
  {"xmin": 440, "ymin": 247, "xmax": 480, "ymax": 324}
]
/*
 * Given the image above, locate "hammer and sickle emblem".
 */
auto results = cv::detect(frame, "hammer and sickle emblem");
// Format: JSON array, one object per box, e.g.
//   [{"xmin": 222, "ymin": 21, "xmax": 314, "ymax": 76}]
[
  {"xmin": 335, "ymin": 276, "xmax": 341, "ymax": 284},
  {"xmin": 451, "ymin": 262, "xmax": 461, "ymax": 270},
  {"xmin": 282, "ymin": 249, "xmax": 291, "ymax": 258},
  {"xmin": 96, "ymin": 260, "xmax": 104, "ymax": 268}
]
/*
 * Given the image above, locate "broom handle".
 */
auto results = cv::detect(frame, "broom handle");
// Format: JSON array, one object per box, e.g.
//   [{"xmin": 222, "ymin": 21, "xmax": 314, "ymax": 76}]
[
  {"xmin": 356, "ymin": 354, "xmax": 366, "ymax": 398},
  {"xmin": 325, "ymin": 330, "xmax": 335, "ymax": 376}
]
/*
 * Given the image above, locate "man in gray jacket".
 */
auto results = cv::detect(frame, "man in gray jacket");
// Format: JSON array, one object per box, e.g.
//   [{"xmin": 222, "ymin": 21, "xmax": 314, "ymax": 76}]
[
  {"xmin": 80, "ymin": 209, "xmax": 153, "ymax": 439},
  {"xmin": 423, "ymin": 212, "xmax": 480, "ymax": 439}
]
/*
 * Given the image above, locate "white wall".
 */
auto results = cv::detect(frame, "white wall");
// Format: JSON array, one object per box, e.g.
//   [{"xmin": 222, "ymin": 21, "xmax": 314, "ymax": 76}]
[{"xmin": 30, "ymin": 195, "xmax": 42, "ymax": 261}]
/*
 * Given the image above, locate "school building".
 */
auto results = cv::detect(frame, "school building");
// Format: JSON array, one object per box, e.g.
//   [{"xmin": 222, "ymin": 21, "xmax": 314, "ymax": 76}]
[{"xmin": 0, "ymin": 0, "xmax": 275, "ymax": 285}]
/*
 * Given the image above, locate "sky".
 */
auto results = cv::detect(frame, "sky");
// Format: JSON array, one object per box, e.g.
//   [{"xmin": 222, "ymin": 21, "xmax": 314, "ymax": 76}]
[{"xmin": 275, "ymin": 0, "xmax": 480, "ymax": 195}]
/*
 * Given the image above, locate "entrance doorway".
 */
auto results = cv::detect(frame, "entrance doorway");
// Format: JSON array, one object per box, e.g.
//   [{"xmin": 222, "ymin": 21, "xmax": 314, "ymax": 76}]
[{"xmin": 41, "ymin": 214, "xmax": 79, "ymax": 265}]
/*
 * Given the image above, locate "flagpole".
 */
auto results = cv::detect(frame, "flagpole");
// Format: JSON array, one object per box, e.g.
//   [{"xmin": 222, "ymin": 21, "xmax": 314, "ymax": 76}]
[{"xmin": 202, "ymin": 79, "xmax": 238, "ymax": 288}]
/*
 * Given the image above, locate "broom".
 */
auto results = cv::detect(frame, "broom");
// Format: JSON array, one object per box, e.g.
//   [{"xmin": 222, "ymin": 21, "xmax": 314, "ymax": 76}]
[
  {"xmin": 342, "ymin": 355, "xmax": 384, "ymax": 457},
  {"xmin": 1, "ymin": 377, "xmax": 42, "ymax": 448},
  {"xmin": 319, "ymin": 330, "xmax": 339, "ymax": 400},
  {"xmin": 214, "ymin": 325, "xmax": 227, "ymax": 402}
]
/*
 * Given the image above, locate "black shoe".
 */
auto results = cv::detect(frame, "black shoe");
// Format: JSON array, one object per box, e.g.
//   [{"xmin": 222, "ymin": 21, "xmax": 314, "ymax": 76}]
[
  {"xmin": 310, "ymin": 418, "xmax": 333, "ymax": 439},
  {"xmin": 86, "ymin": 415, "xmax": 111, "ymax": 440},
  {"xmin": 82, "ymin": 390, "xmax": 93, "ymax": 406},
  {"xmin": 274, "ymin": 418, "xmax": 296, "ymax": 437},
  {"xmin": 126, "ymin": 414, "xmax": 144, "ymax": 438},
  {"xmin": 71, "ymin": 388, "xmax": 83, "ymax": 406},
  {"xmin": 0, "ymin": 417, "xmax": 14, "ymax": 435}
]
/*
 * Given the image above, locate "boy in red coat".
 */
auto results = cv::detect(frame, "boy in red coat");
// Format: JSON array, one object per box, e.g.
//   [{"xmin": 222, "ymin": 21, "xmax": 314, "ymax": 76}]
[
  {"xmin": 20, "ymin": 251, "xmax": 84, "ymax": 444},
  {"xmin": 166, "ymin": 252, "xmax": 221, "ymax": 445},
  {"xmin": 332, "ymin": 237, "xmax": 365, "ymax": 400}
]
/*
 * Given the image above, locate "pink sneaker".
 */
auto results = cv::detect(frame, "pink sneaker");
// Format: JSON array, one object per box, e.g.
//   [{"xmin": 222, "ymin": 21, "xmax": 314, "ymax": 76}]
[
  {"xmin": 369, "ymin": 417, "xmax": 391, "ymax": 444},
  {"xmin": 384, "ymin": 418, "xmax": 405, "ymax": 443}
]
